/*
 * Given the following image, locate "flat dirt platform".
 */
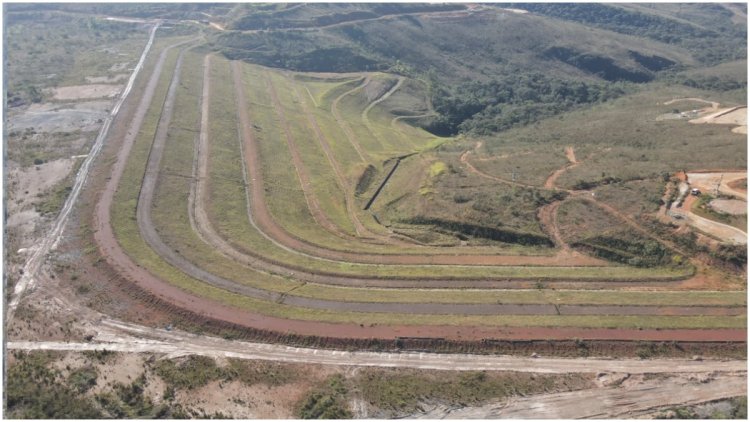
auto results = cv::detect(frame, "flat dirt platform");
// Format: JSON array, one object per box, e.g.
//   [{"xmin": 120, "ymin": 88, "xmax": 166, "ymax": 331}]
[{"xmin": 710, "ymin": 199, "xmax": 747, "ymax": 215}]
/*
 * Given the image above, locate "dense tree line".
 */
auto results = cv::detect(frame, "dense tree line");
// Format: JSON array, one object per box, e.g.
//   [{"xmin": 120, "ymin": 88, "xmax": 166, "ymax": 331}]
[{"xmin": 425, "ymin": 73, "xmax": 628, "ymax": 136}]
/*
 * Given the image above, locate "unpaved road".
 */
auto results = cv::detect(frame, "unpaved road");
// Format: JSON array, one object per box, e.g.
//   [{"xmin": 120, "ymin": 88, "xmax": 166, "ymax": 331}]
[
  {"xmin": 7, "ymin": 318, "xmax": 747, "ymax": 372},
  {"xmin": 7, "ymin": 22, "xmax": 160, "ymax": 321},
  {"xmin": 157, "ymin": 56, "xmax": 730, "ymax": 317},
  {"xmin": 414, "ymin": 373, "xmax": 747, "ymax": 419},
  {"xmin": 688, "ymin": 171, "xmax": 747, "ymax": 201},
  {"xmin": 77, "ymin": 38, "xmax": 744, "ymax": 344},
  {"xmin": 179, "ymin": 57, "xmax": 726, "ymax": 316},
  {"xmin": 331, "ymin": 76, "xmax": 372, "ymax": 163},
  {"xmin": 227, "ymin": 63, "xmax": 622, "ymax": 268},
  {"xmin": 664, "ymin": 97, "xmax": 720, "ymax": 110},
  {"xmin": 288, "ymin": 76, "xmax": 375, "ymax": 240},
  {"xmin": 690, "ymin": 106, "xmax": 748, "ymax": 134},
  {"xmin": 544, "ymin": 145, "xmax": 578, "ymax": 189},
  {"xmin": 362, "ymin": 76, "xmax": 404, "ymax": 128},
  {"xmin": 674, "ymin": 207, "xmax": 747, "ymax": 245}
]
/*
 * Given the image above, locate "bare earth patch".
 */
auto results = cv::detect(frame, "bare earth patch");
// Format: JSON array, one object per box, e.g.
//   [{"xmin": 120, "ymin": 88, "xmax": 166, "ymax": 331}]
[
  {"xmin": 690, "ymin": 106, "xmax": 747, "ymax": 134},
  {"xmin": 6, "ymin": 158, "xmax": 76, "ymax": 209},
  {"xmin": 709, "ymin": 199, "xmax": 746, "ymax": 215},
  {"xmin": 7, "ymin": 101, "xmax": 110, "ymax": 133},
  {"xmin": 86, "ymin": 74, "xmax": 129, "ymax": 84},
  {"xmin": 51, "ymin": 84, "xmax": 123, "ymax": 100},
  {"xmin": 688, "ymin": 172, "xmax": 747, "ymax": 201},
  {"xmin": 5, "ymin": 209, "xmax": 41, "ymax": 243},
  {"xmin": 176, "ymin": 380, "xmax": 313, "ymax": 418}
]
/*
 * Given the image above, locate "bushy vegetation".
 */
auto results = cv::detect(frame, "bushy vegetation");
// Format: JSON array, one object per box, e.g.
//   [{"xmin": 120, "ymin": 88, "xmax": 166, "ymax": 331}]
[
  {"xmin": 426, "ymin": 72, "xmax": 629, "ymax": 135},
  {"xmin": 298, "ymin": 374, "xmax": 352, "ymax": 419},
  {"xmin": 95, "ymin": 375, "xmax": 173, "ymax": 418},
  {"xmin": 573, "ymin": 234, "xmax": 681, "ymax": 268},
  {"xmin": 663, "ymin": 396, "xmax": 747, "ymax": 419},
  {"xmin": 355, "ymin": 368, "xmax": 591, "ymax": 416},
  {"xmin": 154, "ymin": 355, "xmax": 300, "ymax": 391},
  {"xmin": 5, "ymin": 352, "xmax": 102, "ymax": 419},
  {"xmin": 4, "ymin": 9, "xmax": 147, "ymax": 105},
  {"xmin": 403, "ymin": 216, "xmax": 553, "ymax": 247}
]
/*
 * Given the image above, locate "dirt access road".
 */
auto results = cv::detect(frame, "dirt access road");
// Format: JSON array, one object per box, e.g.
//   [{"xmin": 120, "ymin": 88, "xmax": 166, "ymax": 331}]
[
  {"xmin": 544, "ymin": 145, "xmax": 578, "ymax": 189},
  {"xmin": 6, "ymin": 22, "xmax": 160, "ymax": 321},
  {"xmin": 230, "ymin": 63, "xmax": 618, "ymax": 268},
  {"xmin": 7, "ymin": 318, "xmax": 747, "ymax": 373},
  {"xmin": 414, "ymin": 372, "xmax": 747, "ymax": 419},
  {"xmin": 688, "ymin": 171, "xmax": 747, "ymax": 201},
  {"xmin": 88, "ymin": 43, "xmax": 728, "ymax": 340},
  {"xmin": 671, "ymin": 171, "xmax": 748, "ymax": 244},
  {"xmin": 184, "ymin": 58, "xmax": 731, "ymax": 314}
]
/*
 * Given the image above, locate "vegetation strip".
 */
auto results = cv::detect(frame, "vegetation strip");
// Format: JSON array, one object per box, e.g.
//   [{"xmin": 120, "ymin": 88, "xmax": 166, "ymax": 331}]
[
  {"xmin": 92, "ymin": 46, "xmax": 740, "ymax": 326},
  {"xmin": 135, "ymin": 52, "xmax": 722, "ymax": 318},
  {"xmin": 206, "ymin": 62, "xmax": 691, "ymax": 282}
]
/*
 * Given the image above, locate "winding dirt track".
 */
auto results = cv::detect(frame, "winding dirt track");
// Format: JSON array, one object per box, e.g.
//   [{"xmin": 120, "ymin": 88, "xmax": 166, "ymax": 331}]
[
  {"xmin": 182, "ymin": 56, "xmax": 722, "ymax": 315},
  {"xmin": 264, "ymin": 72, "xmax": 354, "ymax": 241},
  {"xmin": 225, "ymin": 63, "xmax": 636, "ymax": 270},
  {"xmin": 287, "ymin": 75, "xmax": 374, "ymax": 240},
  {"xmin": 362, "ymin": 76, "xmax": 404, "ymax": 130},
  {"xmin": 462, "ymin": 142, "xmax": 694, "ymax": 261},
  {"xmin": 544, "ymin": 145, "xmax": 578, "ymax": 189},
  {"xmin": 537, "ymin": 200, "xmax": 569, "ymax": 250},
  {"xmin": 331, "ymin": 76, "xmax": 372, "ymax": 163},
  {"xmin": 85, "ymin": 42, "xmax": 747, "ymax": 341}
]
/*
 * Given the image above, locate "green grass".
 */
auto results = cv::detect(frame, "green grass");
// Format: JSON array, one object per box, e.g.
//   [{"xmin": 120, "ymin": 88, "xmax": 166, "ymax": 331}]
[
  {"xmin": 355, "ymin": 369, "xmax": 592, "ymax": 415},
  {"xmin": 265, "ymin": 70, "xmax": 356, "ymax": 236},
  {"xmin": 155, "ymin": 356, "xmax": 300, "ymax": 391},
  {"xmin": 291, "ymin": 285, "xmax": 746, "ymax": 307},
  {"xmin": 691, "ymin": 194, "xmax": 747, "ymax": 232},
  {"xmin": 106, "ymin": 43, "xmax": 733, "ymax": 331}
]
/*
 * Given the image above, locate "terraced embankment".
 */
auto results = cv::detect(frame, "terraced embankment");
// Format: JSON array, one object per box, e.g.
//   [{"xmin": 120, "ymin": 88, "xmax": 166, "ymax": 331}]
[{"xmin": 88, "ymin": 33, "xmax": 745, "ymax": 344}]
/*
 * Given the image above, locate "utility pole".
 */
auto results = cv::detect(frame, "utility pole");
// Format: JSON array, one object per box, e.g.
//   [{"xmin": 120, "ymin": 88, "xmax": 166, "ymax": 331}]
[{"xmin": 716, "ymin": 174, "xmax": 723, "ymax": 196}]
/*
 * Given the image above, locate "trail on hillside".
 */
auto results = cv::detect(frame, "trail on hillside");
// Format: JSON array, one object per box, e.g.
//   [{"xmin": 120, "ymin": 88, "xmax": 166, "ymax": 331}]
[
  {"xmin": 331, "ymin": 76, "xmax": 372, "ymax": 163},
  {"xmin": 264, "ymin": 72, "xmax": 357, "ymax": 241},
  {"xmin": 225, "ymin": 69, "xmax": 624, "ymax": 268},
  {"xmin": 6, "ymin": 23, "xmax": 161, "ymax": 320},
  {"xmin": 288, "ymin": 75, "xmax": 401, "ymax": 243},
  {"xmin": 664, "ymin": 97, "xmax": 720, "ymax": 110},
  {"xmin": 462, "ymin": 141, "xmax": 696, "ymax": 265},
  {"xmin": 544, "ymin": 146, "xmax": 578, "ymax": 189}
]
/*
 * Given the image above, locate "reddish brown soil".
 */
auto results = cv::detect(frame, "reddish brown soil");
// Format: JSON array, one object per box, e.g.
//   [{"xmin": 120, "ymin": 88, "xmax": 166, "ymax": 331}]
[
  {"xmin": 727, "ymin": 178, "xmax": 747, "ymax": 193},
  {"xmin": 229, "ymin": 62, "xmax": 621, "ymax": 268},
  {"xmin": 82, "ymin": 43, "xmax": 745, "ymax": 347},
  {"xmin": 537, "ymin": 201, "xmax": 568, "ymax": 250},
  {"xmin": 264, "ymin": 72, "xmax": 355, "ymax": 241},
  {"xmin": 544, "ymin": 146, "xmax": 579, "ymax": 189},
  {"xmin": 287, "ymin": 75, "xmax": 375, "ymax": 240}
]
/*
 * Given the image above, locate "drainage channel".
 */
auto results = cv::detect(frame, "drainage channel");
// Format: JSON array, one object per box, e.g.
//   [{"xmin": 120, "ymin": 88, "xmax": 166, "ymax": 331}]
[{"xmin": 364, "ymin": 153, "xmax": 415, "ymax": 210}]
